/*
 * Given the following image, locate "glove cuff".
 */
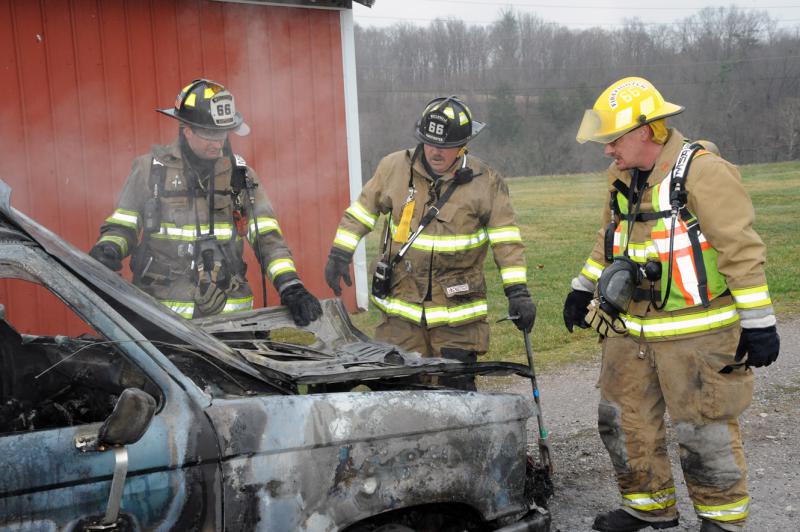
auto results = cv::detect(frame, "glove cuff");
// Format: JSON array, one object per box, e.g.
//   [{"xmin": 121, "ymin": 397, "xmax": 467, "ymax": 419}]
[
  {"xmin": 277, "ymin": 278, "xmax": 303, "ymax": 296},
  {"xmin": 329, "ymin": 247, "xmax": 353, "ymax": 263},
  {"xmin": 504, "ymin": 284, "xmax": 530, "ymax": 299}
]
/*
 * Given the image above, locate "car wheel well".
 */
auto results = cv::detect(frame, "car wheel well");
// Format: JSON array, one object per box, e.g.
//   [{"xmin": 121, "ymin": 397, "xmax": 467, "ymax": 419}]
[{"xmin": 343, "ymin": 503, "xmax": 488, "ymax": 532}]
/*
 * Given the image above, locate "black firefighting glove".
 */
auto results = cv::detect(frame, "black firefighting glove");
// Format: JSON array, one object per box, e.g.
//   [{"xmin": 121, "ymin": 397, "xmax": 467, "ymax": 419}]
[
  {"xmin": 736, "ymin": 325, "xmax": 780, "ymax": 368},
  {"xmin": 563, "ymin": 289, "xmax": 593, "ymax": 332},
  {"xmin": 324, "ymin": 247, "xmax": 353, "ymax": 296},
  {"xmin": 281, "ymin": 283, "xmax": 323, "ymax": 327},
  {"xmin": 89, "ymin": 242, "xmax": 123, "ymax": 272},
  {"xmin": 505, "ymin": 284, "xmax": 536, "ymax": 333},
  {"xmin": 194, "ymin": 280, "xmax": 227, "ymax": 317}
]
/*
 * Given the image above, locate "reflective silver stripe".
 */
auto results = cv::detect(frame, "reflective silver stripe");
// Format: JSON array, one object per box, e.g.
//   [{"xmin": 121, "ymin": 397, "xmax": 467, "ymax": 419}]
[
  {"xmin": 345, "ymin": 201, "xmax": 377, "ymax": 229},
  {"xmin": 621, "ymin": 487, "xmax": 676, "ymax": 511},
  {"xmin": 623, "ymin": 305, "xmax": 739, "ymax": 338},
  {"xmin": 334, "ymin": 228, "xmax": 360, "ymax": 251},
  {"xmin": 151, "ymin": 224, "xmax": 236, "ymax": 241},
  {"xmin": 500, "ymin": 266, "xmax": 527, "ymax": 285},
  {"xmin": 370, "ymin": 295, "xmax": 424, "ymax": 323},
  {"xmin": 267, "ymin": 258, "xmax": 297, "ymax": 280},
  {"xmin": 248, "ymin": 218, "xmax": 281, "ymax": 241},
  {"xmin": 389, "ymin": 217, "xmax": 488, "ymax": 252},
  {"xmin": 581, "ymin": 258, "xmax": 604, "ymax": 282},
  {"xmin": 425, "ymin": 301, "xmax": 488, "ymax": 326},
  {"xmin": 106, "ymin": 209, "xmax": 139, "ymax": 229},
  {"xmin": 487, "ymin": 226, "xmax": 522, "ymax": 244},
  {"xmin": 694, "ymin": 496, "xmax": 749, "ymax": 522},
  {"xmin": 222, "ymin": 297, "xmax": 254, "ymax": 314},
  {"xmin": 731, "ymin": 285, "xmax": 771, "ymax": 309},
  {"xmin": 98, "ymin": 235, "xmax": 129, "ymax": 256},
  {"xmin": 160, "ymin": 300, "xmax": 194, "ymax": 319}
]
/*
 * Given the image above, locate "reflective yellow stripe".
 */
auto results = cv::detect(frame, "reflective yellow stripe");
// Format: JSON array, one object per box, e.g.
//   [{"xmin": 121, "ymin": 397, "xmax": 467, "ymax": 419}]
[
  {"xmin": 106, "ymin": 209, "xmax": 139, "ymax": 230},
  {"xmin": 581, "ymin": 258, "xmax": 605, "ymax": 282},
  {"xmin": 731, "ymin": 285, "xmax": 771, "ymax": 309},
  {"xmin": 370, "ymin": 295, "xmax": 424, "ymax": 323},
  {"xmin": 160, "ymin": 300, "xmax": 194, "ymax": 319},
  {"xmin": 267, "ymin": 258, "xmax": 297, "ymax": 280},
  {"xmin": 345, "ymin": 201, "xmax": 377, "ymax": 230},
  {"xmin": 487, "ymin": 226, "xmax": 522, "ymax": 245},
  {"xmin": 150, "ymin": 223, "xmax": 237, "ymax": 242},
  {"xmin": 500, "ymin": 266, "xmax": 527, "ymax": 286},
  {"xmin": 97, "ymin": 235, "xmax": 129, "ymax": 256},
  {"xmin": 248, "ymin": 217, "xmax": 281, "ymax": 241},
  {"xmin": 425, "ymin": 300, "xmax": 488, "ymax": 326},
  {"xmin": 621, "ymin": 487, "xmax": 676, "ymax": 511},
  {"xmin": 623, "ymin": 304, "xmax": 739, "ymax": 339},
  {"xmin": 389, "ymin": 218, "xmax": 488, "ymax": 252},
  {"xmin": 334, "ymin": 228, "xmax": 361, "ymax": 251},
  {"xmin": 222, "ymin": 296, "xmax": 254, "ymax": 314},
  {"xmin": 694, "ymin": 496, "xmax": 749, "ymax": 522}
]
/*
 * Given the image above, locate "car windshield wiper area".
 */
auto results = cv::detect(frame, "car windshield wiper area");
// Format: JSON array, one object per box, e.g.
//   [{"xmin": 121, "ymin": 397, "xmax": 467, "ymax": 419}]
[{"xmin": 194, "ymin": 299, "xmax": 533, "ymax": 387}]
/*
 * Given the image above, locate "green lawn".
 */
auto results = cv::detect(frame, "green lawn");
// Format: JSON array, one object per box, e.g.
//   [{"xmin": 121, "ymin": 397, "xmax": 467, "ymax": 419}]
[{"xmin": 350, "ymin": 161, "xmax": 800, "ymax": 368}]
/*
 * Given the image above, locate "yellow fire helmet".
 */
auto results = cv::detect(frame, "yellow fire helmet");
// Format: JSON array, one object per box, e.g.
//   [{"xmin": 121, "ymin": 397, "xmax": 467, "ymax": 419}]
[{"xmin": 576, "ymin": 77, "xmax": 684, "ymax": 144}]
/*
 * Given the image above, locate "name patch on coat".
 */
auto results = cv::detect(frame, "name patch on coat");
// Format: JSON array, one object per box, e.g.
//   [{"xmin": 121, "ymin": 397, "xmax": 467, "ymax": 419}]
[{"xmin": 445, "ymin": 283, "xmax": 470, "ymax": 297}]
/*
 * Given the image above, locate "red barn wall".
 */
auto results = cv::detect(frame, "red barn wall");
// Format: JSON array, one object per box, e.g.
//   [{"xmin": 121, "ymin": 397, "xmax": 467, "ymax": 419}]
[{"xmin": 0, "ymin": 0, "xmax": 354, "ymax": 335}]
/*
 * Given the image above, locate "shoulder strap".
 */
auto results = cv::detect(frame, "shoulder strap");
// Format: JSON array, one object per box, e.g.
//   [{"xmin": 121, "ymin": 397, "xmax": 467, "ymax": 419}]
[
  {"xmin": 391, "ymin": 155, "xmax": 470, "ymax": 265},
  {"xmin": 149, "ymin": 157, "xmax": 167, "ymax": 197},
  {"xmin": 657, "ymin": 141, "xmax": 711, "ymax": 309}
]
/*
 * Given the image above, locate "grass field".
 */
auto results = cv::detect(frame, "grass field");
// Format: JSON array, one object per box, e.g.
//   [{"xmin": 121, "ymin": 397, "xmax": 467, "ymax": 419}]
[{"xmin": 350, "ymin": 161, "xmax": 800, "ymax": 368}]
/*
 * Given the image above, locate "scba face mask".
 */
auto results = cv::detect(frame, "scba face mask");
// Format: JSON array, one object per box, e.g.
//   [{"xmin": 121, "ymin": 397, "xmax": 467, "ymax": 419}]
[{"xmin": 597, "ymin": 256, "xmax": 642, "ymax": 315}]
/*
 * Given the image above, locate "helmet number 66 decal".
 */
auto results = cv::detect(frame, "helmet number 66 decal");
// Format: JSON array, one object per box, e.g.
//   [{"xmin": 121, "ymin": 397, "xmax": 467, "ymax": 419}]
[
  {"xmin": 427, "ymin": 122, "xmax": 445, "ymax": 136},
  {"xmin": 210, "ymin": 93, "xmax": 235, "ymax": 126}
]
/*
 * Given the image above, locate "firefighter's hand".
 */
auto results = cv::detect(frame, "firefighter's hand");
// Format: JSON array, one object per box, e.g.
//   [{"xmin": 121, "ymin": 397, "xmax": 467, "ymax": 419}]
[
  {"xmin": 585, "ymin": 298, "xmax": 628, "ymax": 338},
  {"xmin": 736, "ymin": 325, "xmax": 780, "ymax": 368},
  {"xmin": 89, "ymin": 242, "xmax": 123, "ymax": 272},
  {"xmin": 281, "ymin": 284, "xmax": 323, "ymax": 327},
  {"xmin": 194, "ymin": 280, "xmax": 227, "ymax": 317},
  {"xmin": 505, "ymin": 285, "xmax": 536, "ymax": 333},
  {"xmin": 324, "ymin": 248, "xmax": 353, "ymax": 296},
  {"xmin": 563, "ymin": 289, "xmax": 593, "ymax": 332}
]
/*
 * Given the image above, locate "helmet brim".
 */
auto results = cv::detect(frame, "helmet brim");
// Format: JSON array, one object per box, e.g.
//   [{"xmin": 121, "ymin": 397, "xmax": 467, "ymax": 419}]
[
  {"xmin": 575, "ymin": 103, "xmax": 684, "ymax": 144},
  {"xmin": 413, "ymin": 119, "xmax": 486, "ymax": 148},
  {"xmin": 157, "ymin": 108, "xmax": 250, "ymax": 136}
]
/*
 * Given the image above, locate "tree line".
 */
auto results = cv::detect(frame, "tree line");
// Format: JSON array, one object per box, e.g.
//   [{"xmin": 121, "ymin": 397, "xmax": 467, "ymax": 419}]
[{"xmin": 354, "ymin": 7, "xmax": 800, "ymax": 178}]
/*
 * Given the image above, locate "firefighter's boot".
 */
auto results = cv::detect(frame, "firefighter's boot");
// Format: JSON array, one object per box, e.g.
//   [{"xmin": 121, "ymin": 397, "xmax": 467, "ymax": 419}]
[
  {"xmin": 699, "ymin": 520, "xmax": 727, "ymax": 532},
  {"xmin": 592, "ymin": 509, "xmax": 679, "ymax": 532}
]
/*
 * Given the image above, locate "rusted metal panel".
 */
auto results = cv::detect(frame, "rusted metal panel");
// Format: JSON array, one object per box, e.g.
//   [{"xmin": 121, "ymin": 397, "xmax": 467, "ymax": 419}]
[{"xmin": 0, "ymin": 0, "xmax": 354, "ymax": 335}]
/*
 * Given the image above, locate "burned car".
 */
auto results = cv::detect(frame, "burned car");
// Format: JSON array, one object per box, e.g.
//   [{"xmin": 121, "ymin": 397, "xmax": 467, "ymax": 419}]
[{"xmin": 0, "ymin": 179, "xmax": 550, "ymax": 531}]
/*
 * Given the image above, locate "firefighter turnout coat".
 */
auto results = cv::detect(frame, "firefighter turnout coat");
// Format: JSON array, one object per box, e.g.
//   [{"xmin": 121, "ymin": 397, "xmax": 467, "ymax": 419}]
[
  {"xmin": 333, "ymin": 148, "xmax": 527, "ymax": 328},
  {"xmin": 95, "ymin": 140, "xmax": 299, "ymax": 318},
  {"xmin": 575, "ymin": 129, "xmax": 775, "ymax": 527},
  {"xmin": 576, "ymin": 129, "xmax": 774, "ymax": 339}
]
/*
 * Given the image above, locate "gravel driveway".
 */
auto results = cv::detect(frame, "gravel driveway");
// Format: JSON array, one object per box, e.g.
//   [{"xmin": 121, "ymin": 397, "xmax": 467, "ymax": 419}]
[{"xmin": 485, "ymin": 316, "xmax": 799, "ymax": 531}]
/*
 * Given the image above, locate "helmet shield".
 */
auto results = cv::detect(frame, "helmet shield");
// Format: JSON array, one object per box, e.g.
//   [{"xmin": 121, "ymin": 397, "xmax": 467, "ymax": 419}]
[
  {"xmin": 158, "ymin": 79, "xmax": 250, "ymax": 136},
  {"xmin": 414, "ymin": 96, "xmax": 484, "ymax": 148}
]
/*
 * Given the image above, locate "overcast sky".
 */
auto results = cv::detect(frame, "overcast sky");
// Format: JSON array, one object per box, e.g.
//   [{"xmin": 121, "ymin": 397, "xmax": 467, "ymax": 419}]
[{"xmin": 353, "ymin": 1, "xmax": 800, "ymax": 31}]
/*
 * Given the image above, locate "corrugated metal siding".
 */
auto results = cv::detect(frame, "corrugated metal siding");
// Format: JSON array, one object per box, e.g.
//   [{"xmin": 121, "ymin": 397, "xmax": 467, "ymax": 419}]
[{"xmin": 0, "ymin": 0, "xmax": 353, "ymax": 335}]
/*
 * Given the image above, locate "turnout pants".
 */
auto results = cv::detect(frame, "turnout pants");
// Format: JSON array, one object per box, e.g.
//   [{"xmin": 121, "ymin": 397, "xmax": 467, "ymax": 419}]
[
  {"xmin": 375, "ymin": 315, "xmax": 489, "ymax": 391},
  {"xmin": 598, "ymin": 326, "xmax": 753, "ymax": 530}
]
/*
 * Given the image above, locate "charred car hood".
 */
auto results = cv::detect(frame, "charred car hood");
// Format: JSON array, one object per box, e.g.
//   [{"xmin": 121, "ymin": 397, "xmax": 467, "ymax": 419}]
[
  {"xmin": 0, "ymin": 180, "xmax": 531, "ymax": 387},
  {"xmin": 196, "ymin": 300, "xmax": 532, "ymax": 385}
]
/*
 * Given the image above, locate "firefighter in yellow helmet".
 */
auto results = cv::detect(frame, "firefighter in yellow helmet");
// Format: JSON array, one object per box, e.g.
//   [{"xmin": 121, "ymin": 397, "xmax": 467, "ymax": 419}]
[
  {"xmin": 565, "ymin": 77, "xmax": 779, "ymax": 532},
  {"xmin": 90, "ymin": 79, "xmax": 322, "ymax": 325},
  {"xmin": 324, "ymin": 96, "xmax": 535, "ymax": 390}
]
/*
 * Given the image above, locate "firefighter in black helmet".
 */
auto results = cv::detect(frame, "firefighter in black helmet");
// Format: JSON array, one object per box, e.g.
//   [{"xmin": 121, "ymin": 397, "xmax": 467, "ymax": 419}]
[
  {"xmin": 324, "ymin": 95, "xmax": 535, "ymax": 390},
  {"xmin": 90, "ymin": 79, "xmax": 322, "ymax": 325}
]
